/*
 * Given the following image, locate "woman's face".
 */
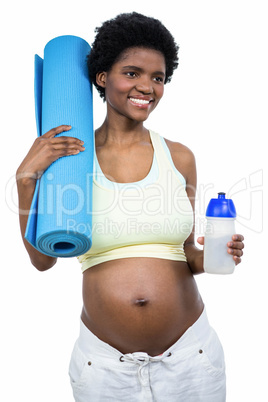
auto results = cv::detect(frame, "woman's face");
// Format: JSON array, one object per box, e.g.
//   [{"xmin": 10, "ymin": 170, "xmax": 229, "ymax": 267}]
[{"xmin": 97, "ymin": 47, "xmax": 166, "ymax": 123}]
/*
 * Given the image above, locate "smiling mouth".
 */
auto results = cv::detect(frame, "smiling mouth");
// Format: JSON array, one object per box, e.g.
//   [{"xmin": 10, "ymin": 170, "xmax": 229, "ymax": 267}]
[{"xmin": 129, "ymin": 97, "xmax": 152, "ymax": 105}]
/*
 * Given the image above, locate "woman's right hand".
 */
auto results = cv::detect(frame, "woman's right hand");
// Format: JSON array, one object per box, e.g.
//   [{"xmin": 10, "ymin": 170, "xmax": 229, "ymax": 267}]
[
  {"xmin": 16, "ymin": 125, "xmax": 85, "ymax": 182},
  {"xmin": 16, "ymin": 125, "xmax": 85, "ymax": 270}
]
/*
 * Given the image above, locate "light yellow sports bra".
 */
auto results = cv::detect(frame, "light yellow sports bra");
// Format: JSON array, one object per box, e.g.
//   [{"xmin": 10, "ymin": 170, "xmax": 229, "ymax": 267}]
[{"xmin": 78, "ymin": 130, "xmax": 194, "ymax": 272}]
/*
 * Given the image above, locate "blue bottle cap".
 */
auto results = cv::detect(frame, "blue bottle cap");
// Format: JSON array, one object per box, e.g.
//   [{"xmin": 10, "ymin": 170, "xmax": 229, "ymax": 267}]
[{"xmin": 206, "ymin": 192, "xmax": 236, "ymax": 218}]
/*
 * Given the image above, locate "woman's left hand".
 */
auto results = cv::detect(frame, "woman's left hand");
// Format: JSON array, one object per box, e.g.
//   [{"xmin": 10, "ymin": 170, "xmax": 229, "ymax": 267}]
[
  {"xmin": 227, "ymin": 234, "xmax": 245, "ymax": 265},
  {"xmin": 197, "ymin": 234, "xmax": 245, "ymax": 266}
]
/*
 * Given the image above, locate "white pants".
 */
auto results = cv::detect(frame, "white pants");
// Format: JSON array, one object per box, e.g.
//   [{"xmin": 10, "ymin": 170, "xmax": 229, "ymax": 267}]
[{"xmin": 69, "ymin": 308, "xmax": 226, "ymax": 401}]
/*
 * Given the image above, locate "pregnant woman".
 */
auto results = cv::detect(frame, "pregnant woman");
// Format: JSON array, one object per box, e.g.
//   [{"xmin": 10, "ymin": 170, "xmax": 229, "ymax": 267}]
[{"xmin": 16, "ymin": 12, "xmax": 244, "ymax": 402}]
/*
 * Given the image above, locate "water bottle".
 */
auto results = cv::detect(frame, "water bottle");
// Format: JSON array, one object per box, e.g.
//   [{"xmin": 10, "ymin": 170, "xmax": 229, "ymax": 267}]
[{"xmin": 204, "ymin": 192, "xmax": 236, "ymax": 274}]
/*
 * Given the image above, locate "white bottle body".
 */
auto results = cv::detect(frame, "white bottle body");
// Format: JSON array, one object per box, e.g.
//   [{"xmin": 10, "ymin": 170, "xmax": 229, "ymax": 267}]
[{"xmin": 204, "ymin": 217, "xmax": 235, "ymax": 274}]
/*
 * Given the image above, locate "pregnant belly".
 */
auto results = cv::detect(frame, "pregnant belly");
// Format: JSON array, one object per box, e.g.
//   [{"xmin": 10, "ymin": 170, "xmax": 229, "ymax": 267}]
[{"xmin": 81, "ymin": 258, "xmax": 204, "ymax": 356}]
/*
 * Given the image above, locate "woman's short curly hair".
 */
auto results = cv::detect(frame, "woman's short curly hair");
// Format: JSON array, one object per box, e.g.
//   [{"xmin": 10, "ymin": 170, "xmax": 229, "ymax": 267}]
[{"xmin": 87, "ymin": 12, "xmax": 179, "ymax": 100}]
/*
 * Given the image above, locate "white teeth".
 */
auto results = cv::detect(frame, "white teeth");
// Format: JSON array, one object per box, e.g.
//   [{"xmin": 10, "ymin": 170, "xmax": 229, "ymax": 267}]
[{"xmin": 130, "ymin": 98, "xmax": 150, "ymax": 105}]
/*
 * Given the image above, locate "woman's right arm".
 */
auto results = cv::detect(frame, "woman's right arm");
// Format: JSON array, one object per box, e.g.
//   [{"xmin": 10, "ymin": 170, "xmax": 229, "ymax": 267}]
[{"xmin": 16, "ymin": 125, "xmax": 85, "ymax": 271}]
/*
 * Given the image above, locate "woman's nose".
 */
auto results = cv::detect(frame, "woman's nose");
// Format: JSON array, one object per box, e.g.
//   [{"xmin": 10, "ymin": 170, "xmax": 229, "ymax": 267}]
[{"xmin": 135, "ymin": 76, "xmax": 153, "ymax": 94}]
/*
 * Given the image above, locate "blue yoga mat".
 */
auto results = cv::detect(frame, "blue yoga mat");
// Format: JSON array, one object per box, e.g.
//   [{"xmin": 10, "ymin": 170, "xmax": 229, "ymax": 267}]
[{"xmin": 25, "ymin": 35, "xmax": 94, "ymax": 257}]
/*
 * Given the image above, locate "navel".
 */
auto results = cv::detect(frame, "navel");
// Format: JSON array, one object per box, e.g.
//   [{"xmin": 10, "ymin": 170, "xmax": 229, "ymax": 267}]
[{"xmin": 134, "ymin": 298, "xmax": 149, "ymax": 307}]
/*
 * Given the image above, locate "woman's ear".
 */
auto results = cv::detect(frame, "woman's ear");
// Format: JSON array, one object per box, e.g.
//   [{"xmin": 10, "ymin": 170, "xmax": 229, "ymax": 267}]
[{"xmin": 96, "ymin": 72, "xmax": 107, "ymax": 88}]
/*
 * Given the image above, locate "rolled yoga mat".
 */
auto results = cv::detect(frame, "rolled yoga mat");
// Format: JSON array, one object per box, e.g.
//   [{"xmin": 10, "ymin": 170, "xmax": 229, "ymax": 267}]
[{"xmin": 25, "ymin": 35, "xmax": 94, "ymax": 257}]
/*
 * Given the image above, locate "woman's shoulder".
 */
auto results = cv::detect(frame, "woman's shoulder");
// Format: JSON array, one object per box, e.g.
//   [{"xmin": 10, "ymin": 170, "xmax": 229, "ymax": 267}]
[
  {"xmin": 163, "ymin": 136, "xmax": 196, "ymax": 170},
  {"xmin": 158, "ymin": 135, "xmax": 196, "ymax": 185}
]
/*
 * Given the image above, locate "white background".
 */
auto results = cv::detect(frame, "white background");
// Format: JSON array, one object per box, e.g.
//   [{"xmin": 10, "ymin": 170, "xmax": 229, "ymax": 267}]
[{"xmin": 1, "ymin": 0, "xmax": 267, "ymax": 401}]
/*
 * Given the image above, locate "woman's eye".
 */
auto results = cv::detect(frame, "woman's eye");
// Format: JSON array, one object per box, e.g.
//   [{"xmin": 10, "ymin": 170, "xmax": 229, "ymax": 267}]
[
  {"xmin": 154, "ymin": 77, "xmax": 164, "ymax": 83},
  {"xmin": 126, "ymin": 72, "xmax": 137, "ymax": 78}
]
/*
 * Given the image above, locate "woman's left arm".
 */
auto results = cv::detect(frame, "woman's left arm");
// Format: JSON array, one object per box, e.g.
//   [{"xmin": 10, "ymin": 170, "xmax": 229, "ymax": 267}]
[
  {"xmin": 182, "ymin": 146, "xmax": 204, "ymax": 274},
  {"xmin": 166, "ymin": 139, "xmax": 244, "ymax": 274}
]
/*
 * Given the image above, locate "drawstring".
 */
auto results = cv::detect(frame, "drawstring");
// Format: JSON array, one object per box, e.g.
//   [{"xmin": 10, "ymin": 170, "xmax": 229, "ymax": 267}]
[{"xmin": 119, "ymin": 352, "xmax": 172, "ymax": 386}]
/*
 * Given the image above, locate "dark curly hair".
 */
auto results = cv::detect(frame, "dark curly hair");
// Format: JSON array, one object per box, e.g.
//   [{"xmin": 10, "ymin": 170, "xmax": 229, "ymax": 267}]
[{"xmin": 87, "ymin": 12, "xmax": 179, "ymax": 100}]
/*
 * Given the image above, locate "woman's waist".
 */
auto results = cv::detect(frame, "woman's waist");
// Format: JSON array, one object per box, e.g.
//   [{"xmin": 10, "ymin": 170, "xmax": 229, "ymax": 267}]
[
  {"xmin": 78, "ymin": 306, "xmax": 209, "ymax": 360},
  {"xmin": 81, "ymin": 300, "xmax": 204, "ymax": 356},
  {"xmin": 81, "ymin": 258, "xmax": 203, "ymax": 355}
]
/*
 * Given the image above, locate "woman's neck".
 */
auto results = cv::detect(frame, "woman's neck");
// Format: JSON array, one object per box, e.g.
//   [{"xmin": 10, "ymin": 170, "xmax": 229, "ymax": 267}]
[{"xmin": 95, "ymin": 117, "xmax": 148, "ymax": 147}]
